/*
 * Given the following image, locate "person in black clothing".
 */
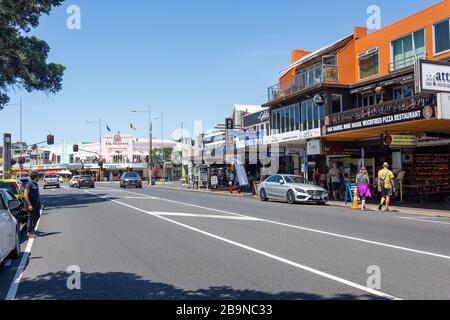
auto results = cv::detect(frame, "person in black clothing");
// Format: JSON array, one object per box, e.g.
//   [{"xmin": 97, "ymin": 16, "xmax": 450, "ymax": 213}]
[{"xmin": 24, "ymin": 173, "xmax": 41, "ymax": 238}]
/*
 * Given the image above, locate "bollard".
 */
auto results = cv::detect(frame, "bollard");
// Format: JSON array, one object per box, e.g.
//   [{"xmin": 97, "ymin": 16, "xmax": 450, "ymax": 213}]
[{"xmin": 352, "ymin": 188, "xmax": 359, "ymax": 210}]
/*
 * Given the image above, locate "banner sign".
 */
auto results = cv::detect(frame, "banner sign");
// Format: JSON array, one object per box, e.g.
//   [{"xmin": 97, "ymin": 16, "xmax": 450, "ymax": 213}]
[
  {"xmin": 243, "ymin": 109, "xmax": 269, "ymax": 127},
  {"xmin": 383, "ymin": 134, "xmax": 417, "ymax": 146},
  {"xmin": 326, "ymin": 95, "xmax": 436, "ymax": 134}
]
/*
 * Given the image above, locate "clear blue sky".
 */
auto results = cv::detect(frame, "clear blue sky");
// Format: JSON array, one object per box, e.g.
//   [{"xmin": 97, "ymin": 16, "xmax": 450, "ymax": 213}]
[{"xmin": 1, "ymin": 0, "xmax": 439, "ymax": 144}]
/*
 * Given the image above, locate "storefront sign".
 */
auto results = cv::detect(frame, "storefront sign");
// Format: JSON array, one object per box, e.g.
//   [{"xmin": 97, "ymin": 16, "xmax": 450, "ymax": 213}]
[
  {"xmin": 243, "ymin": 109, "xmax": 269, "ymax": 127},
  {"xmin": 417, "ymin": 135, "xmax": 450, "ymax": 147},
  {"xmin": 313, "ymin": 94, "xmax": 325, "ymax": 106},
  {"xmin": 417, "ymin": 60, "xmax": 450, "ymax": 93},
  {"xmin": 383, "ymin": 134, "xmax": 417, "ymax": 146},
  {"xmin": 210, "ymin": 176, "xmax": 218, "ymax": 186},
  {"xmin": 103, "ymin": 163, "xmax": 131, "ymax": 170},
  {"xmin": 307, "ymin": 139, "xmax": 322, "ymax": 155},
  {"xmin": 265, "ymin": 128, "xmax": 321, "ymax": 144},
  {"xmin": 83, "ymin": 164, "xmax": 99, "ymax": 169},
  {"xmin": 326, "ymin": 102, "xmax": 435, "ymax": 134}
]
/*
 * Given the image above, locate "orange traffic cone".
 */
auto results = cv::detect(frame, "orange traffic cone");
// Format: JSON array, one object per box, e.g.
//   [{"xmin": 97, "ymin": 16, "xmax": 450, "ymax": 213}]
[{"xmin": 352, "ymin": 188, "xmax": 360, "ymax": 210}]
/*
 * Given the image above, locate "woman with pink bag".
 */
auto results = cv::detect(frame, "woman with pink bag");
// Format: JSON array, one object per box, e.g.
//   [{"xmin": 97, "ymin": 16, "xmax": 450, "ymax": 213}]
[{"xmin": 356, "ymin": 167, "xmax": 372, "ymax": 211}]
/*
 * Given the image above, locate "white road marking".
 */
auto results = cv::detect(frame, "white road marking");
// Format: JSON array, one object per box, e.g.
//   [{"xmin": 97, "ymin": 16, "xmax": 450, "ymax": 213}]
[
  {"xmin": 4, "ymin": 260, "xmax": 12, "ymax": 267},
  {"xmin": 153, "ymin": 212, "xmax": 261, "ymax": 221},
  {"xmin": 5, "ymin": 206, "xmax": 43, "ymax": 301},
  {"xmin": 97, "ymin": 187, "xmax": 450, "ymax": 261},
  {"xmin": 122, "ymin": 196, "xmax": 158, "ymax": 199},
  {"xmin": 84, "ymin": 190, "xmax": 400, "ymax": 300},
  {"xmin": 398, "ymin": 217, "xmax": 450, "ymax": 226}
]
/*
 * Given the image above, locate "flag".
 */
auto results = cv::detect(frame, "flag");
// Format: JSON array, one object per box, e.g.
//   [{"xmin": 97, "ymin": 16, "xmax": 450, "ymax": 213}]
[
  {"xmin": 130, "ymin": 123, "xmax": 137, "ymax": 131},
  {"xmin": 106, "ymin": 125, "xmax": 111, "ymax": 132}
]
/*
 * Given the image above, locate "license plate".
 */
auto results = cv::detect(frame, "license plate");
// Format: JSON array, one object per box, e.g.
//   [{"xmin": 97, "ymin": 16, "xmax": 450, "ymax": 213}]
[{"xmin": 313, "ymin": 196, "xmax": 321, "ymax": 200}]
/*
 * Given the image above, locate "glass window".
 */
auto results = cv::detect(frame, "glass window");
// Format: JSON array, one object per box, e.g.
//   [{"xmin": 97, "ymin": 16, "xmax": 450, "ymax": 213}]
[
  {"xmin": 362, "ymin": 94, "xmax": 375, "ymax": 107},
  {"xmin": 295, "ymin": 104, "xmax": 301, "ymax": 130},
  {"xmin": 301, "ymin": 101, "xmax": 307, "ymax": 130},
  {"xmin": 280, "ymin": 109, "xmax": 285, "ymax": 133},
  {"xmin": 290, "ymin": 106, "xmax": 295, "ymax": 132},
  {"xmin": 307, "ymin": 101, "xmax": 314, "ymax": 130},
  {"xmin": 392, "ymin": 29, "xmax": 425, "ymax": 70},
  {"xmin": 285, "ymin": 108, "xmax": 291, "ymax": 132},
  {"xmin": 359, "ymin": 49, "xmax": 379, "ymax": 79},
  {"xmin": 331, "ymin": 94, "xmax": 343, "ymax": 114},
  {"xmin": 319, "ymin": 104, "xmax": 325, "ymax": 127},
  {"xmin": 434, "ymin": 19, "xmax": 450, "ymax": 54}
]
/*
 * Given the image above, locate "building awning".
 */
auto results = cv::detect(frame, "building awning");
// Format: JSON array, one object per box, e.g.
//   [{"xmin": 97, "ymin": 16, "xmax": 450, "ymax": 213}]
[
  {"xmin": 349, "ymin": 84, "xmax": 377, "ymax": 95},
  {"xmin": 379, "ymin": 74, "xmax": 414, "ymax": 87}
]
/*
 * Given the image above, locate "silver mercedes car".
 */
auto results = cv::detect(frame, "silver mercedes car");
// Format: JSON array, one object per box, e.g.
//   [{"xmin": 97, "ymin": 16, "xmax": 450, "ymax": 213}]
[{"xmin": 257, "ymin": 175, "xmax": 328, "ymax": 205}]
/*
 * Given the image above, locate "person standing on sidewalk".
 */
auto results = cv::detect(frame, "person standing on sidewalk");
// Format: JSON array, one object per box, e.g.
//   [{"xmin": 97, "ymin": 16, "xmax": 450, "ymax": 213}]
[
  {"xmin": 23, "ymin": 173, "xmax": 41, "ymax": 238},
  {"xmin": 356, "ymin": 167, "xmax": 371, "ymax": 211},
  {"xmin": 328, "ymin": 162, "xmax": 342, "ymax": 201},
  {"xmin": 377, "ymin": 162, "xmax": 395, "ymax": 212}
]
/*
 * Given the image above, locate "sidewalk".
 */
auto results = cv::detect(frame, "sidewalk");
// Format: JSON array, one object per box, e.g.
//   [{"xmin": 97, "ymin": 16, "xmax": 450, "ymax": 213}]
[{"xmin": 150, "ymin": 183, "xmax": 450, "ymax": 218}]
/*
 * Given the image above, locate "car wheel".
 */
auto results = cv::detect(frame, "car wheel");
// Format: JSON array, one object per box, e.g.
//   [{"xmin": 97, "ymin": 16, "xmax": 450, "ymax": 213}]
[
  {"xmin": 287, "ymin": 190, "xmax": 296, "ymax": 205},
  {"xmin": 8, "ymin": 227, "xmax": 21, "ymax": 259},
  {"xmin": 260, "ymin": 189, "xmax": 268, "ymax": 201}
]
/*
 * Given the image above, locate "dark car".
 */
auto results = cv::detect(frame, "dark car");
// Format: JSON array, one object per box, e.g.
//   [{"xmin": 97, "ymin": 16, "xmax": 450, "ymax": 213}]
[
  {"xmin": 77, "ymin": 175, "xmax": 95, "ymax": 189},
  {"xmin": 120, "ymin": 172, "xmax": 142, "ymax": 189}
]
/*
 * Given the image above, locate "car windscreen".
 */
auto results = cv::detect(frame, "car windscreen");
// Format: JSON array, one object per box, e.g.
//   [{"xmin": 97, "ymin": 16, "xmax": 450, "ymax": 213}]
[
  {"xmin": 0, "ymin": 182, "xmax": 19, "ymax": 194},
  {"xmin": 45, "ymin": 175, "xmax": 58, "ymax": 178},
  {"xmin": 80, "ymin": 176, "xmax": 93, "ymax": 180},
  {"xmin": 124, "ymin": 173, "xmax": 139, "ymax": 178},
  {"xmin": 284, "ymin": 176, "xmax": 309, "ymax": 184}
]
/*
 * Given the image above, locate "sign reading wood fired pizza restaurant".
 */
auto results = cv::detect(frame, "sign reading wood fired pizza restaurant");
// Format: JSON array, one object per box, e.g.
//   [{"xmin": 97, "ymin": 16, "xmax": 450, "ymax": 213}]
[{"xmin": 325, "ymin": 95, "xmax": 436, "ymax": 134}]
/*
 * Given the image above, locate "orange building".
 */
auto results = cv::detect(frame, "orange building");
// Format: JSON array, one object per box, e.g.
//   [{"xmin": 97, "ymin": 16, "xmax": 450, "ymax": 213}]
[{"xmin": 263, "ymin": 0, "xmax": 450, "ymax": 201}]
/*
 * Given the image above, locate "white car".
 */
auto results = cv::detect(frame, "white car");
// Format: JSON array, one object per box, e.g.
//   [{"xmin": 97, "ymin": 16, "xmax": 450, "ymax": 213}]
[
  {"xmin": 69, "ymin": 175, "xmax": 81, "ymax": 188},
  {"xmin": 43, "ymin": 174, "xmax": 60, "ymax": 189},
  {"xmin": 0, "ymin": 189, "xmax": 21, "ymax": 265}
]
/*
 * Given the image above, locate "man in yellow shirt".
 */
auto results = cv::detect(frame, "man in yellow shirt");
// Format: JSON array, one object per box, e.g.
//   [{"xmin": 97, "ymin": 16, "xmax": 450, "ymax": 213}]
[{"xmin": 378, "ymin": 162, "xmax": 395, "ymax": 211}]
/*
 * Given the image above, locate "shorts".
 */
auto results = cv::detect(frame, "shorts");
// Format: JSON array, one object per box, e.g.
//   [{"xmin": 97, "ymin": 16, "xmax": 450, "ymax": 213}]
[
  {"xmin": 381, "ymin": 188, "xmax": 393, "ymax": 197},
  {"xmin": 331, "ymin": 182, "xmax": 341, "ymax": 192}
]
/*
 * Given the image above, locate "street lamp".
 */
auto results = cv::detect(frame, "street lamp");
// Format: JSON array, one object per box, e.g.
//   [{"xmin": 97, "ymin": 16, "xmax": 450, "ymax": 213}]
[
  {"xmin": 131, "ymin": 106, "xmax": 152, "ymax": 185},
  {"xmin": 86, "ymin": 118, "xmax": 102, "ymax": 181},
  {"xmin": 154, "ymin": 112, "xmax": 164, "ymax": 181}
]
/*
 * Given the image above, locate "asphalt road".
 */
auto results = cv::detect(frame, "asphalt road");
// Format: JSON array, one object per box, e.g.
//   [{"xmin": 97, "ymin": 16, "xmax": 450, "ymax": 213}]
[{"xmin": 1, "ymin": 183, "xmax": 449, "ymax": 300}]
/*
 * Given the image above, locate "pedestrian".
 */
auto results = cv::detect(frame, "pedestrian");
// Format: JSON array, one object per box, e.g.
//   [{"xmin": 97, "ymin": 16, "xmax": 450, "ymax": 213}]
[
  {"xmin": 356, "ymin": 167, "xmax": 372, "ymax": 211},
  {"xmin": 377, "ymin": 162, "xmax": 395, "ymax": 212},
  {"xmin": 328, "ymin": 162, "xmax": 342, "ymax": 201},
  {"xmin": 313, "ymin": 168, "xmax": 321, "ymax": 186},
  {"xmin": 229, "ymin": 171, "xmax": 235, "ymax": 194},
  {"xmin": 23, "ymin": 173, "xmax": 41, "ymax": 238}
]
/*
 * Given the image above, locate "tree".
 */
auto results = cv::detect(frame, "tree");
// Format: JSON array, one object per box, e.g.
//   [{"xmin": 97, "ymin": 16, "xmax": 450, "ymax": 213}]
[{"xmin": 0, "ymin": 0, "xmax": 66, "ymax": 106}]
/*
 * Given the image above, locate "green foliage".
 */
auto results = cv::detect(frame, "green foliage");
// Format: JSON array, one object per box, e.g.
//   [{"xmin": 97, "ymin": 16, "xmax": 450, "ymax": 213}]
[{"xmin": 0, "ymin": 0, "xmax": 66, "ymax": 106}]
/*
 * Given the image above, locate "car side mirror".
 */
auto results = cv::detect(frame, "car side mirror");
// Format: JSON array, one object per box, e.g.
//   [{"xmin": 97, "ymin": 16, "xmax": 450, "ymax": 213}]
[
  {"xmin": 8, "ymin": 199, "xmax": 21, "ymax": 211},
  {"xmin": 279, "ymin": 180, "xmax": 285, "ymax": 185}
]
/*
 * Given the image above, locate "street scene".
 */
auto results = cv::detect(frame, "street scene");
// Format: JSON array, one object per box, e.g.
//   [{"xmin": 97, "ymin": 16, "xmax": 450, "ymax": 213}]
[{"xmin": 1, "ymin": 0, "xmax": 450, "ymax": 305}]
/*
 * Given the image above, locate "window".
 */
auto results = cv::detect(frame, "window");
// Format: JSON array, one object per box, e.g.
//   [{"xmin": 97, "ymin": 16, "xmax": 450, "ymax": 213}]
[
  {"xmin": 393, "ymin": 84, "xmax": 414, "ymax": 100},
  {"xmin": 434, "ymin": 18, "xmax": 450, "ymax": 55},
  {"xmin": 362, "ymin": 94, "xmax": 375, "ymax": 107},
  {"xmin": 359, "ymin": 48, "xmax": 379, "ymax": 79},
  {"xmin": 392, "ymin": 29, "xmax": 425, "ymax": 70},
  {"xmin": 331, "ymin": 94, "xmax": 343, "ymax": 114},
  {"xmin": 285, "ymin": 108, "xmax": 291, "ymax": 132},
  {"xmin": 295, "ymin": 103, "xmax": 301, "ymax": 130}
]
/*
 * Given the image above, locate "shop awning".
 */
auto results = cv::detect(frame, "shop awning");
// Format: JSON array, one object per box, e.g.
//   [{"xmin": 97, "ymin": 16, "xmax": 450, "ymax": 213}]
[
  {"xmin": 349, "ymin": 84, "xmax": 376, "ymax": 95},
  {"xmin": 379, "ymin": 74, "xmax": 414, "ymax": 87}
]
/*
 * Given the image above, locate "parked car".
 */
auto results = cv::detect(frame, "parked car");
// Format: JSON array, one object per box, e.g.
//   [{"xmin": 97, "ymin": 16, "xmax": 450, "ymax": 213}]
[
  {"xmin": 257, "ymin": 175, "xmax": 328, "ymax": 205},
  {"xmin": 0, "ymin": 181, "xmax": 28, "ymax": 223},
  {"xmin": 69, "ymin": 175, "xmax": 81, "ymax": 188},
  {"xmin": 77, "ymin": 175, "xmax": 95, "ymax": 189},
  {"xmin": 0, "ymin": 189, "xmax": 21, "ymax": 265},
  {"xmin": 43, "ymin": 174, "xmax": 60, "ymax": 189},
  {"xmin": 120, "ymin": 172, "xmax": 142, "ymax": 188}
]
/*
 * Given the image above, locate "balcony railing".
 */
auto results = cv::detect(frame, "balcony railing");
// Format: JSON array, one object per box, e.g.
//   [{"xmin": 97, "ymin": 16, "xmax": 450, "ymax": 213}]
[
  {"xmin": 268, "ymin": 64, "xmax": 339, "ymax": 102},
  {"xmin": 389, "ymin": 52, "xmax": 426, "ymax": 72},
  {"xmin": 326, "ymin": 94, "xmax": 437, "ymax": 127}
]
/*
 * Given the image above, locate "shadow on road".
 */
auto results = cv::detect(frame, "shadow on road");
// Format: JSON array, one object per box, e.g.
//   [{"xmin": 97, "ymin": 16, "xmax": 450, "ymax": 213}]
[
  {"xmin": 16, "ymin": 271, "xmax": 383, "ymax": 300},
  {"xmin": 41, "ymin": 193, "xmax": 117, "ymax": 212}
]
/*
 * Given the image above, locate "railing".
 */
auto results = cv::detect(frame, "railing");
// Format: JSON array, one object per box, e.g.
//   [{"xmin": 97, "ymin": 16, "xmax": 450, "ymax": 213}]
[
  {"xmin": 389, "ymin": 52, "xmax": 426, "ymax": 72},
  {"xmin": 268, "ymin": 64, "xmax": 339, "ymax": 102},
  {"xmin": 326, "ymin": 94, "xmax": 437, "ymax": 127}
]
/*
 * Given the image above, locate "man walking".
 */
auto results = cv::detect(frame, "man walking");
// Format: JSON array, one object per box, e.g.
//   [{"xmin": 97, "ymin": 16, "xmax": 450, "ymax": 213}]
[
  {"xmin": 24, "ymin": 173, "xmax": 41, "ymax": 238},
  {"xmin": 377, "ymin": 162, "xmax": 395, "ymax": 212}
]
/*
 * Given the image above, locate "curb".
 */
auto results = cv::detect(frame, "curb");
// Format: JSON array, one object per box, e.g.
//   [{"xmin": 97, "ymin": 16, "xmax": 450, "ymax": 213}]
[{"xmin": 150, "ymin": 185, "xmax": 450, "ymax": 218}]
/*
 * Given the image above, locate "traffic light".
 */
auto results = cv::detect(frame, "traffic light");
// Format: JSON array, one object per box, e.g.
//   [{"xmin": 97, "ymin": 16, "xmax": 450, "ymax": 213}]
[
  {"xmin": 10, "ymin": 159, "xmax": 16, "ymax": 166},
  {"xmin": 18, "ymin": 157, "xmax": 25, "ymax": 165},
  {"xmin": 73, "ymin": 144, "xmax": 79, "ymax": 152},
  {"xmin": 47, "ymin": 134, "xmax": 55, "ymax": 145}
]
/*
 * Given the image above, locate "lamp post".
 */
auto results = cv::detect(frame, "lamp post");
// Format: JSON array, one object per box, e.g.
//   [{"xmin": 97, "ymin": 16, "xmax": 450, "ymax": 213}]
[
  {"xmin": 131, "ymin": 106, "xmax": 152, "ymax": 185},
  {"xmin": 87, "ymin": 118, "xmax": 102, "ymax": 181},
  {"xmin": 154, "ymin": 112, "xmax": 164, "ymax": 182}
]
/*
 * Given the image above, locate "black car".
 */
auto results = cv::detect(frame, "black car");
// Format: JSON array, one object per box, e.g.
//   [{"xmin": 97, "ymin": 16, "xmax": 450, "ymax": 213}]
[
  {"xmin": 120, "ymin": 172, "xmax": 142, "ymax": 189},
  {"xmin": 77, "ymin": 175, "xmax": 95, "ymax": 188}
]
